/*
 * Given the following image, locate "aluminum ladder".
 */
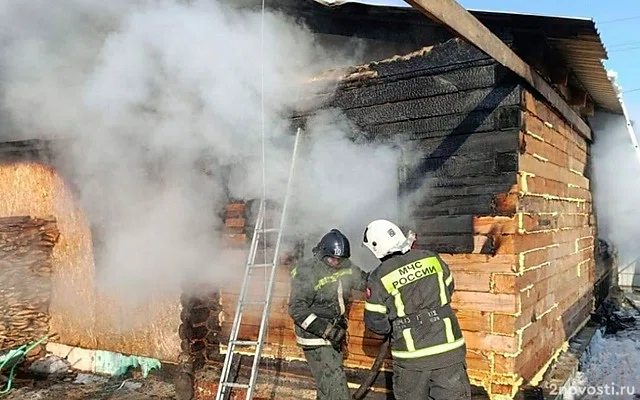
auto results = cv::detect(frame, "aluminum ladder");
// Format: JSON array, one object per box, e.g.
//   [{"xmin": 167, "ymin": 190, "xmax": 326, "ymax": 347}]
[{"xmin": 215, "ymin": 128, "xmax": 301, "ymax": 400}]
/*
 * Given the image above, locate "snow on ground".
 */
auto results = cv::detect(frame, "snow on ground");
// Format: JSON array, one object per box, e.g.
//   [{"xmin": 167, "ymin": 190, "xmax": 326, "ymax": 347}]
[{"xmin": 564, "ymin": 306, "xmax": 640, "ymax": 400}]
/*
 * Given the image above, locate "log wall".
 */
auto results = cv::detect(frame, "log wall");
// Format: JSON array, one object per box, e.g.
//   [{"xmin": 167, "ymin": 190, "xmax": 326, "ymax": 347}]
[
  {"xmin": 212, "ymin": 39, "xmax": 598, "ymax": 400},
  {"xmin": 301, "ymin": 38, "xmax": 523, "ymax": 255},
  {"xmin": 0, "ymin": 216, "xmax": 59, "ymax": 352},
  {"xmin": 509, "ymin": 90, "xmax": 595, "ymax": 395}
]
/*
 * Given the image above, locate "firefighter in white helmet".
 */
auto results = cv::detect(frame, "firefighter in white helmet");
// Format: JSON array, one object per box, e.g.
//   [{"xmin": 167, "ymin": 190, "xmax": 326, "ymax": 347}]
[{"xmin": 361, "ymin": 219, "xmax": 471, "ymax": 400}]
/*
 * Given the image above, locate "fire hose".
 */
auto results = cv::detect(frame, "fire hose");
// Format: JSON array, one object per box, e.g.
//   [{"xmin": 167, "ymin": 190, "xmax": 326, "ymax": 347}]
[{"xmin": 351, "ymin": 336, "xmax": 391, "ymax": 400}]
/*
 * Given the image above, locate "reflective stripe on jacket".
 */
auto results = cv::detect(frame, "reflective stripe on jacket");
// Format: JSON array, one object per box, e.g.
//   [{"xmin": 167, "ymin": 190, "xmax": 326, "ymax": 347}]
[
  {"xmin": 364, "ymin": 250, "xmax": 466, "ymax": 368},
  {"xmin": 288, "ymin": 257, "xmax": 368, "ymax": 347}
]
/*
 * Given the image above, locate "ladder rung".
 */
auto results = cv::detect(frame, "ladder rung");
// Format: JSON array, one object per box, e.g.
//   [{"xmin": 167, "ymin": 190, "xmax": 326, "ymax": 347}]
[
  {"xmin": 223, "ymin": 382, "xmax": 250, "ymax": 389},
  {"xmin": 231, "ymin": 340, "xmax": 260, "ymax": 346},
  {"xmin": 258, "ymin": 228, "xmax": 279, "ymax": 233},
  {"xmin": 250, "ymin": 263, "xmax": 274, "ymax": 268},
  {"xmin": 242, "ymin": 301, "xmax": 267, "ymax": 306}
]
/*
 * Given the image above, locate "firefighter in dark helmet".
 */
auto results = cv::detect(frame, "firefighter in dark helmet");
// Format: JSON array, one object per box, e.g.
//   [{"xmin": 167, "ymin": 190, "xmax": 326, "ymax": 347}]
[
  {"xmin": 362, "ymin": 219, "xmax": 471, "ymax": 400},
  {"xmin": 288, "ymin": 229, "xmax": 368, "ymax": 400}
]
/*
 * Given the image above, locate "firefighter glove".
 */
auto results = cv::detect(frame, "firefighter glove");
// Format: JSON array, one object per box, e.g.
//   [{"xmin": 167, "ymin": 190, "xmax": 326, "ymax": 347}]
[{"xmin": 323, "ymin": 321, "xmax": 347, "ymax": 348}]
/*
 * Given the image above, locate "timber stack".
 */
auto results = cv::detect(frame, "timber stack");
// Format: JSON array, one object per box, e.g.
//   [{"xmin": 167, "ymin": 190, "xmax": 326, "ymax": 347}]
[{"xmin": 0, "ymin": 216, "xmax": 59, "ymax": 353}]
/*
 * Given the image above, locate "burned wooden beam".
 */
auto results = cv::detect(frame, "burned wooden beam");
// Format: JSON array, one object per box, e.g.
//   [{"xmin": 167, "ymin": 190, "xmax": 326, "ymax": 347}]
[
  {"xmin": 549, "ymin": 67, "xmax": 570, "ymax": 87},
  {"xmin": 403, "ymin": 0, "xmax": 592, "ymax": 140},
  {"xmin": 569, "ymin": 86, "xmax": 588, "ymax": 108},
  {"xmin": 581, "ymin": 100, "xmax": 595, "ymax": 117}
]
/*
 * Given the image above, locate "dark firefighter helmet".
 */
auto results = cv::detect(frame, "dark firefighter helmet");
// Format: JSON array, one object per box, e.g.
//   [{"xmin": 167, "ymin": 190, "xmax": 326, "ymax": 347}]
[{"xmin": 313, "ymin": 229, "xmax": 351, "ymax": 259}]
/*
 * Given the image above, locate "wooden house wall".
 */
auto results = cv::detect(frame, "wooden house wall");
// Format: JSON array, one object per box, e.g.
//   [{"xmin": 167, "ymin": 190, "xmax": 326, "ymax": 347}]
[
  {"xmin": 213, "ymin": 38, "xmax": 598, "ymax": 400},
  {"xmin": 508, "ymin": 91, "xmax": 595, "ymax": 392},
  {"xmin": 214, "ymin": 38, "xmax": 523, "ymax": 398}
]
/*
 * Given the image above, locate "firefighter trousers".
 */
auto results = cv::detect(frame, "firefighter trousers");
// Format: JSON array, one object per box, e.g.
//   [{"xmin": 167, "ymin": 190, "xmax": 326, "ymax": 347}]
[
  {"xmin": 392, "ymin": 361, "xmax": 472, "ymax": 400},
  {"xmin": 303, "ymin": 346, "xmax": 351, "ymax": 400}
]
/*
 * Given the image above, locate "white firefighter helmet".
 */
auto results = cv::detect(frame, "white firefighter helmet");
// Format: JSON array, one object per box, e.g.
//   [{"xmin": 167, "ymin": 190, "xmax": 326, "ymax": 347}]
[{"xmin": 362, "ymin": 219, "xmax": 416, "ymax": 259}]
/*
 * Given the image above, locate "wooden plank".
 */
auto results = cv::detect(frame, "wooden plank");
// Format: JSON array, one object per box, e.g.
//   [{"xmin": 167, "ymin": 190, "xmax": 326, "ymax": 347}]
[
  {"xmin": 450, "ymin": 262, "xmax": 516, "ymax": 276},
  {"xmin": 226, "ymin": 203, "xmax": 246, "ymax": 214},
  {"xmin": 405, "ymin": 154, "xmax": 516, "ymax": 183},
  {"xmin": 473, "ymin": 216, "xmax": 518, "ymax": 235},
  {"xmin": 493, "ymin": 353, "xmax": 516, "ymax": 376},
  {"xmin": 418, "ymin": 172, "xmax": 516, "ymax": 189},
  {"xmin": 519, "ymin": 261, "xmax": 557, "ymax": 290},
  {"xmin": 441, "ymin": 253, "xmax": 517, "ymax": 271},
  {"xmin": 402, "ymin": 161, "xmax": 518, "ymax": 197},
  {"xmin": 520, "ymin": 304, "xmax": 560, "ymax": 348},
  {"xmin": 411, "ymin": 194, "xmax": 498, "ymax": 217},
  {"xmin": 355, "ymin": 37, "xmax": 493, "ymax": 79},
  {"xmin": 408, "ymin": 130, "xmax": 519, "ymax": 157},
  {"xmin": 518, "ymin": 250, "xmax": 592, "ymax": 311},
  {"xmin": 415, "ymin": 215, "xmax": 518, "ymax": 236},
  {"xmin": 342, "ymin": 85, "xmax": 521, "ymax": 126},
  {"xmin": 402, "ymin": 0, "xmax": 591, "ymax": 140},
  {"xmin": 519, "ymin": 131, "xmax": 587, "ymax": 174},
  {"xmin": 365, "ymin": 105, "xmax": 522, "ymax": 139},
  {"xmin": 519, "ymin": 291, "xmax": 557, "ymax": 330},
  {"xmin": 412, "ymin": 186, "xmax": 518, "ymax": 213},
  {"xmin": 492, "ymin": 314, "xmax": 516, "ymax": 335},
  {"xmin": 492, "ymin": 273, "xmax": 517, "ymax": 294},
  {"xmin": 518, "ymin": 212, "xmax": 591, "ymax": 233},
  {"xmin": 452, "ymin": 291, "xmax": 518, "ymax": 313},
  {"xmin": 414, "ymin": 215, "xmax": 473, "ymax": 235},
  {"xmin": 456, "ymin": 310, "xmax": 492, "ymax": 332},
  {"xmin": 224, "ymin": 218, "xmax": 245, "ymax": 228},
  {"xmin": 523, "ymin": 91, "xmax": 590, "ymax": 148},
  {"xmin": 463, "ymin": 330, "xmax": 519, "ymax": 353},
  {"xmin": 518, "ymin": 196, "xmax": 592, "ymax": 215},
  {"xmin": 556, "ymin": 264, "xmax": 592, "ymax": 305},
  {"xmin": 418, "ymin": 183, "xmax": 517, "ymax": 200},
  {"xmin": 515, "ymin": 336, "xmax": 557, "ymax": 381},
  {"xmin": 323, "ymin": 63, "xmax": 505, "ymax": 110},
  {"xmin": 414, "ymin": 234, "xmax": 478, "ymax": 254},
  {"xmin": 454, "ymin": 271, "xmax": 492, "ymax": 292},
  {"xmin": 467, "ymin": 349, "xmax": 492, "ymax": 371},
  {"xmin": 520, "ymin": 175, "xmax": 592, "ymax": 202},
  {"xmin": 520, "ymin": 153, "xmax": 589, "ymax": 190},
  {"xmin": 519, "ymin": 242, "xmax": 575, "ymax": 269},
  {"xmin": 414, "ymin": 232, "xmax": 513, "ymax": 255},
  {"xmin": 577, "ymin": 236, "xmax": 594, "ymax": 251},
  {"xmin": 522, "ymin": 112, "xmax": 588, "ymax": 162},
  {"xmin": 515, "ymin": 227, "xmax": 594, "ymax": 254},
  {"xmin": 558, "ymin": 290, "xmax": 593, "ymax": 329}
]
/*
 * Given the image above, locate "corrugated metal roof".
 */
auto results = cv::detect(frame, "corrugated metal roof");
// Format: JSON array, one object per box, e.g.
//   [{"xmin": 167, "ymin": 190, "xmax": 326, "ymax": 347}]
[
  {"xmin": 471, "ymin": 10, "xmax": 622, "ymax": 113},
  {"xmin": 307, "ymin": 1, "xmax": 623, "ymax": 114}
]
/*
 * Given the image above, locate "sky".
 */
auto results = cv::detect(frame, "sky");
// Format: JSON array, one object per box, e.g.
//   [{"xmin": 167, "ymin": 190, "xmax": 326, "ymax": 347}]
[{"xmin": 351, "ymin": 0, "xmax": 640, "ymax": 123}]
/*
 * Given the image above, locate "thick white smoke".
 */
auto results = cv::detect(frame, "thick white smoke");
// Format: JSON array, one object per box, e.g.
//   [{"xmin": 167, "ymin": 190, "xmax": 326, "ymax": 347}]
[
  {"xmin": 590, "ymin": 72, "xmax": 640, "ymax": 289},
  {"xmin": 0, "ymin": 0, "xmax": 400, "ymax": 303}
]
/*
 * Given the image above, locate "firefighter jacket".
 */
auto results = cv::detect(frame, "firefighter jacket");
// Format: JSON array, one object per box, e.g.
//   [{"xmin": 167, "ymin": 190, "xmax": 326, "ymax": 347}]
[
  {"xmin": 288, "ymin": 257, "xmax": 368, "ymax": 348},
  {"xmin": 364, "ymin": 249, "xmax": 466, "ymax": 369}
]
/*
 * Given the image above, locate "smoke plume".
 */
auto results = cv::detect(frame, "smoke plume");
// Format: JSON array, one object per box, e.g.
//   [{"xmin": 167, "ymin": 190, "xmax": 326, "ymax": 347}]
[
  {"xmin": 590, "ymin": 71, "xmax": 640, "ymax": 288},
  {"xmin": 0, "ymin": 0, "xmax": 401, "ymax": 305}
]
